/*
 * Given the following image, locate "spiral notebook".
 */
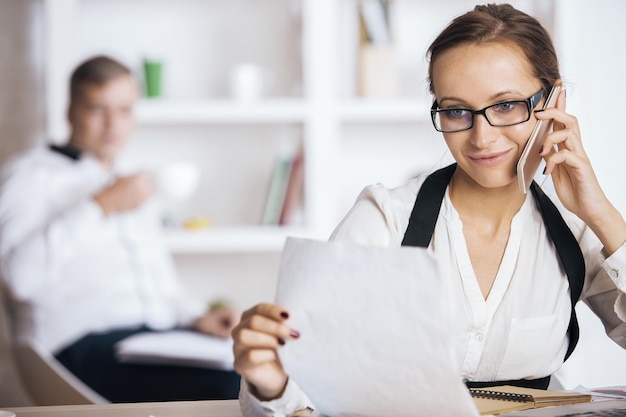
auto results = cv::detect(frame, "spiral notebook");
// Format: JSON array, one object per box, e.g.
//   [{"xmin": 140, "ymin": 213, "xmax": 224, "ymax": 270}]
[{"xmin": 470, "ymin": 385, "xmax": 592, "ymax": 415}]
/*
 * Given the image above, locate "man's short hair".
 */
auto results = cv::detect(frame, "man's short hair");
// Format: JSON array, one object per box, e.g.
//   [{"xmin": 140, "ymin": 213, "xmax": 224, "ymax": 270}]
[{"xmin": 69, "ymin": 55, "xmax": 132, "ymax": 103}]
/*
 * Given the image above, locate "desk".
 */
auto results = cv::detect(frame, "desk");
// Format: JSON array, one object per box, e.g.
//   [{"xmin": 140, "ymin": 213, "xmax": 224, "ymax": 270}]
[{"xmin": 3, "ymin": 399, "xmax": 242, "ymax": 417}]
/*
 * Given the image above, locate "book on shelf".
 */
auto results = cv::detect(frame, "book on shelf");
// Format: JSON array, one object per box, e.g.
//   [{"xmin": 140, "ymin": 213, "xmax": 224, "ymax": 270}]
[
  {"xmin": 470, "ymin": 385, "xmax": 592, "ymax": 416},
  {"xmin": 357, "ymin": 0, "xmax": 397, "ymax": 98},
  {"xmin": 262, "ymin": 149, "xmax": 304, "ymax": 226},
  {"xmin": 358, "ymin": 0, "xmax": 391, "ymax": 45},
  {"xmin": 279, "ymin": 148, "xmax": 304, "ymax": 225}
]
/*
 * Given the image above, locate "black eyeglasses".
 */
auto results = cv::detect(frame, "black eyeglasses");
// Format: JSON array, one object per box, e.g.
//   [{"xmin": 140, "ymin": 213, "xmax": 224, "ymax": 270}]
[{"xmin": 430, "ymin": 89, "xmax": 545, "ymax": 133}]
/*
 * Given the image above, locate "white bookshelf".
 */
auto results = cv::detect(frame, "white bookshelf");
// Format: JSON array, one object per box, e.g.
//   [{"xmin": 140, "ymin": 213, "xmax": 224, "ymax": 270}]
[
  {"xmin": 164, "ymin": 226, "xmax": 316, "ymax": 254},
  {"xmin": 41, "ymin": 0, "xmax": 556, "ymax": 307},
  {"xmin": 337, "ymin": 98, "xmax": 432, "ymax": 123},
  {"xmin": 43, "ymin": 0, "xmax": 555, "ymax": 254},
  {"xmin": 36, "ymin": 0, "xmax": 626, "ymax": 387},
  {"xmin": 135, "ymin": 99, "xmax": 310, "ymax": 125}
]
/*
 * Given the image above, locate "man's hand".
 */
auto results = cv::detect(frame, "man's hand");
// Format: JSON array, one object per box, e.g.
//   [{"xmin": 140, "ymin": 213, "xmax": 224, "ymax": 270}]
[
  {"xmin": 94, "ymin": 173, "xmax": 156, "ymax": 215},
  {"xmin": 194, "ymin": 305, "xmax": 239, "ymax": 338}
]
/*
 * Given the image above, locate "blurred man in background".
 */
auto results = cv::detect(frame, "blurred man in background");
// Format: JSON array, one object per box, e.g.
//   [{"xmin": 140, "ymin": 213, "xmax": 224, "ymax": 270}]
[{"xmin": 0, "ymin": 55, "xmax": 240, "ymax": 402}]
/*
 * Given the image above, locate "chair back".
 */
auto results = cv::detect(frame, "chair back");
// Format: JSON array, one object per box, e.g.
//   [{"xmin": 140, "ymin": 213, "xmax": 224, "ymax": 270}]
[
  {"xmin": 1, "ymin": 287, "xmax": 107, "ymax": 405},
  {"xmin": 12, "ymin": 340, "xmax": 108, "ymax": 405}
]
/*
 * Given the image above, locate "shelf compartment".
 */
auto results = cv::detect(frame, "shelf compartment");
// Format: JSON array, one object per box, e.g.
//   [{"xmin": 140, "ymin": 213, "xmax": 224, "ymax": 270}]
[
  {"xmin": 337, "ymin": 98, "xmax": 432, "ymax": 123},
  {"xmin": 164, "ymin": 226, "xmax": 319, "ymax": 254},
  {"xmin": 136, "ymin": 99, "xmax": 309, "ymax": 125}
]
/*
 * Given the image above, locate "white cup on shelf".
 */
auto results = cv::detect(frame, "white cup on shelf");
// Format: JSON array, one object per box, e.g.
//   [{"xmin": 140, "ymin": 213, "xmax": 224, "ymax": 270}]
[{"xmin": 229, "ymin": 63, "xmax": 275, "ymax": 102}]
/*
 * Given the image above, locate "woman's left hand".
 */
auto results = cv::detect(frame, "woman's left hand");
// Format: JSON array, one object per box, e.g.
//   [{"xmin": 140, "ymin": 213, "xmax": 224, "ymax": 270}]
[
  {"xmin": 538, "ymin": 90, "xmax": 605, "ymax": 222},
  {"xmin": 538, "ymin": 89, "xmax": 626, "ymax": 254}
]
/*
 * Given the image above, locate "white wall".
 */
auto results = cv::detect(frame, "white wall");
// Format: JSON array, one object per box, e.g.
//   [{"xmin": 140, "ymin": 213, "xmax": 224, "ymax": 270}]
[
  {"xmin": 0, "ymin": 0, "xmax": 46, "ymax": 166},
  {"xmin": 554, "ymin": 0, "xmax": 626, "ymax": 213},
  {"xmin": 553, "ymin": 0, "xmax": 626, "ymax": 389},
  {"xmin": 0, "ymin": 0, "xmax": 46, "ymax": 406}
]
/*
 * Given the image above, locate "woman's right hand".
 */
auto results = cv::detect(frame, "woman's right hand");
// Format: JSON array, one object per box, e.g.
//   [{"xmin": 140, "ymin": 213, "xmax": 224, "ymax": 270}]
[{"xmin": 232, "ymin": 303, "xmax": 300, "ymax": 401}]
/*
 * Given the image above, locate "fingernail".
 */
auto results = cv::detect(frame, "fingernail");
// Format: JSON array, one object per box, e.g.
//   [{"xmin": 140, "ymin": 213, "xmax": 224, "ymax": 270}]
[
  {"xmin": 289, "ymin": 330, "xmax": 300, "ymax": 339},
  {"xmin": 277, "ymin": 338, "xmax": 286, "ymax": 345},
  {"xmin": 280, "ymin": 311, "xmax": 289, "ymax": 319},
  {"xmin": 538, "ymin": 146, "xmax": 543, "ymax": 154}
]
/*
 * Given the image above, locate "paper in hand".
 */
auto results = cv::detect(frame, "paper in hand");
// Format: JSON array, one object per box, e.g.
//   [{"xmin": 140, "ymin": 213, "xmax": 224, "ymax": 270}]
[{"xmin": 275, "ymin": 237, "xmax": 479, "ymax": 417}]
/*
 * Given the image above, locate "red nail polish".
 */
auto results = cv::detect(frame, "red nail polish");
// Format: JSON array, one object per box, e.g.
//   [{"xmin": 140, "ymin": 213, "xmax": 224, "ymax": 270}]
[
  {"xmin": 289, "ymin": 330, "xmax": 300, "ymax": 338},
  {"xmin": 280, "ymin": 311, "xmax": 289, "ymax": 319},
  {"xmin": 277, "ymin": 338, "xmax": 286, "ymax": 345},
  {"xmin": 538, "ymin": 145, "xmax": 543, "ymax": 154}
]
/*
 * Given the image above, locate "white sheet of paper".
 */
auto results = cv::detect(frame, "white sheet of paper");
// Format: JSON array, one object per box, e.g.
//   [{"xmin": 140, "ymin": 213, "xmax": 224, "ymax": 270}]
[{"xmin": 275, "ymin": 237, "xmax": 479, "ymax": 417}]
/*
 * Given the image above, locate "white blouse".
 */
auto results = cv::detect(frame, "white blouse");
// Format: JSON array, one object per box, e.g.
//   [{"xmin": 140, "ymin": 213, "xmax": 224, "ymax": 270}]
[{"xmin": 239, "ymin": 171, "xmax": 626, "ymax": 417}]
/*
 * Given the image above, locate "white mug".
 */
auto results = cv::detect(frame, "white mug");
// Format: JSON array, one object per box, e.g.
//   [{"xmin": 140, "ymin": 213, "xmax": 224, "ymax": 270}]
[
  {"xmin": 157, "ymin": 162, "xmax": 200, "ymax": 202},
  {"xmin": 230, "ymin": 63, "xmax": 274, "ymax": 101}
]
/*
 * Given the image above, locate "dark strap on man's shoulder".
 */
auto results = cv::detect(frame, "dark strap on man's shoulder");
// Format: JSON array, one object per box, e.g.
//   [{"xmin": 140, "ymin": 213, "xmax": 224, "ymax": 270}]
[
  {"xmin": 402, "ymin": 164, "xmax": 585, "ymax": 368},
  {"xmin": 49, "ymin": 143, "xmax": 82, "ymax": 161},
  {"xmin": 401, "ymin": 163, "xmax": 456, "ymax": 247}
]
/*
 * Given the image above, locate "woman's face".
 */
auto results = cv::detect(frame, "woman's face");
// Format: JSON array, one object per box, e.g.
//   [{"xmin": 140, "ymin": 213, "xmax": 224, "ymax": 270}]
[{"xmin": 431, "ymin": 41, "xmax": 544, "ymax": 190}]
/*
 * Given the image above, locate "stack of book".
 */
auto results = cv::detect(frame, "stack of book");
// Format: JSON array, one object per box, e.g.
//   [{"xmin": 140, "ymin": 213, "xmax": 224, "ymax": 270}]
[
  {"xmin": 261, "ymin": 148, "xmax": 304, "ymax": 226},
  {"xmin": 359, "ymin": 0, "xmax": 391, "ymax": 45},
  {"xmin": 357, "ymin": 0, "xmax": 397, "ymax": 97}
]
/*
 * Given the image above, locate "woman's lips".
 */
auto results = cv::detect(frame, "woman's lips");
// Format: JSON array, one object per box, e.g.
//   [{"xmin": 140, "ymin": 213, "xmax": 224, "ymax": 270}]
[{"xmin": 468, "ymin": 150, "xmax": 511, "ymax": 166}]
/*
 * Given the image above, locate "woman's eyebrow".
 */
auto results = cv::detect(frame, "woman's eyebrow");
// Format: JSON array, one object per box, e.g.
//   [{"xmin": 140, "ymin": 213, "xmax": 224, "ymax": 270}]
[
  {"xmin": 437, "ymin": 96, "xmax": 469, "ymax": 107},
  {"xmin": 438, "ymin": 90, "xmax": 525, "ymax": 107}
]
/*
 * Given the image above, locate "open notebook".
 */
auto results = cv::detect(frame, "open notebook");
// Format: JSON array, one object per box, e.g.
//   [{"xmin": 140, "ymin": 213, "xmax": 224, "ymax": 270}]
[{"xmin": 471, "ymin": 385, "xmax": 592, "ymax": 415}]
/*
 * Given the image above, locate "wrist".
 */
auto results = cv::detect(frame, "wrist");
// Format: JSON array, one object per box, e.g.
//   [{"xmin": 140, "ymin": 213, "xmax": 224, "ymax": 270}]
[
  {"xmin": 587, "ymin": 205, "xmax": 626, "ymax": 256},
  {"xmin": 93, "ymin": 193, "xmax": 112, "ymax": 216},
  {"xmin": 249, "ymin": 375, "xmax": 289, "ymax": 402}
]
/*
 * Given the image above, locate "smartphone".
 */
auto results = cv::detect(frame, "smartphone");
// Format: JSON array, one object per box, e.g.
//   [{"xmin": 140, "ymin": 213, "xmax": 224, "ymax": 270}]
[{"xmin": 516, "ymin": 82, "xmax": 562, "ymax": 193}]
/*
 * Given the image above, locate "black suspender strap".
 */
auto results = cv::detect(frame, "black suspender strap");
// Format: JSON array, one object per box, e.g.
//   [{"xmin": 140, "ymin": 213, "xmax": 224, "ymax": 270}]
[
  {"xmin": 401, "ymin": 163, "xmax": 456, "ymax": 247},
  {"xmin": 529, "ymin": 181, "xmax": 584, "ymax": 360},
  {"xmin": 401, "ymin": 164, "xmax": 585, "ymax": 388}
]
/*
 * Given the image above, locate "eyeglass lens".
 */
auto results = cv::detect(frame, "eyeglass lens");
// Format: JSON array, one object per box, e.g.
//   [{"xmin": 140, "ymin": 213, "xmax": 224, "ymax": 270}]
[{"xmin": 434, "ymin": 100, "xmax": 530, "ymax": 132}]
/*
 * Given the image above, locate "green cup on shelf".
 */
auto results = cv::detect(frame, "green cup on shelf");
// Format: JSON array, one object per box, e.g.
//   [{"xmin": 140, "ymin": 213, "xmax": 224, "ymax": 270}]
[{"xmin": 143, "ymin": 58, "xmax": 163, "ymax": 98}]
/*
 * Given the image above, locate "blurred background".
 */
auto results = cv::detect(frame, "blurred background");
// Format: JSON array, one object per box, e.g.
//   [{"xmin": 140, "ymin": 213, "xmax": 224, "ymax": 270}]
[{"xmin": 1, "ymin": 0, "xmax": 625, "ymax": 405}]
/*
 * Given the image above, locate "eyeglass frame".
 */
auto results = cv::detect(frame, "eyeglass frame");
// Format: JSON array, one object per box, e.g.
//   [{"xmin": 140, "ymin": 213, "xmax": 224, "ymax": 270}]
[{"xmin": 430, "ymin": 89, "xmax": 545, "ymax": 133}]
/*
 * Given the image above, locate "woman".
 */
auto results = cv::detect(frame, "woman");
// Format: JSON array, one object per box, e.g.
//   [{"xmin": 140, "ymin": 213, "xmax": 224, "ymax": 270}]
[{"xmin": 232, "ymin": 4, "xmax": 626, "ymax": 416}]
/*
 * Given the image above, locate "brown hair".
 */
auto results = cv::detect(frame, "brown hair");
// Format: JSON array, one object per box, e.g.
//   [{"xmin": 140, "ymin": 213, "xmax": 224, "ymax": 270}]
[
  {"xmin": 427, "ymin": 3, "xmax": 559, "ymax": 95},
  {"xmin": 69, "ymin": 55, "xmax": 132, "ymax": 103}
]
